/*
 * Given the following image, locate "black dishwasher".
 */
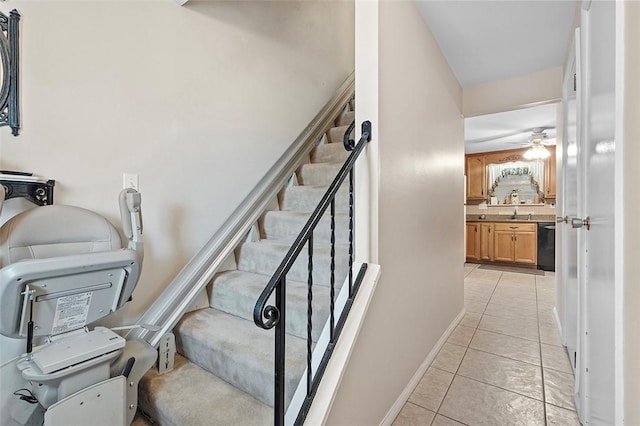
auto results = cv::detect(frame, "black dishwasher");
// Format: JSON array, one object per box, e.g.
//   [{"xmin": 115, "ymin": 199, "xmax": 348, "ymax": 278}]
[{"xmin": 537, "ymin": 222, "xmax": 556, "ymax": 271}]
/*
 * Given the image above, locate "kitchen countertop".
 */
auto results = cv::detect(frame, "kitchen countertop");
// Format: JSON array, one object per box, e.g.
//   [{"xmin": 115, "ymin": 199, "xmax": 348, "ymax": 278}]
[{"xmin": 466, "ymin": 214, "xmax": 556, "ymax": 223}]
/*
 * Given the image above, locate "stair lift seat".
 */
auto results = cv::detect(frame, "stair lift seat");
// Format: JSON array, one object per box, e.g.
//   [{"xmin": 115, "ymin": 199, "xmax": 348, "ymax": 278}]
[{"xmin": 0, "ymin": 188, "xmax": 155, "ymax": 426}]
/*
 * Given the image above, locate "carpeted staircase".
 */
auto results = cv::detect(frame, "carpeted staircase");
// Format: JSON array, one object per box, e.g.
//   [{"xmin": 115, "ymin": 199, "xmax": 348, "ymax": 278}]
[{"xmin": 136, "ymin": 108, "xmax": 355, "ymax": 425}]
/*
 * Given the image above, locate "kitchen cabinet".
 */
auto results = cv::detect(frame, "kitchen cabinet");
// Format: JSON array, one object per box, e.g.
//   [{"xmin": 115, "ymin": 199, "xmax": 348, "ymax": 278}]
[
  {"xmin": 466, "ymin": 155, "xmax": 486, "ymax": 200},
  {"xmin": 545, "ymin": 147, "xmax": 557, "ymax": 199},
  {"xmin": 466, "ymin": 222, "xmax": 480, "ymax": 260},
  {"xmin": 479, "ymin": 223, "xmax": 494, "ymax": 261},
  {"xmin": 493, "ymin": 223, "xmax": 537, "ymax": 265}
]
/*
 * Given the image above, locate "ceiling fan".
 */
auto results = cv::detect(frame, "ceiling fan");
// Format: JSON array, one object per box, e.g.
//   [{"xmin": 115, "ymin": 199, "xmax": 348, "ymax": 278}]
[{"xmin": 504, "ymin": 127, "xmax": 556, "ymax": 147}]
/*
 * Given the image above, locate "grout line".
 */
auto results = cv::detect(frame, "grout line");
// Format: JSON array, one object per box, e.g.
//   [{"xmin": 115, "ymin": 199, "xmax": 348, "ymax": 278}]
[
  {"xmin": 429, "ymin": 272, "xmax": 503, "ymax": 425},
  {"xmin": 535, "ymin": 274, "xmax": 549, "ymax": 425},
  {"xmin": 453, "ymin": 373, "xmax": 545, "ymax": 403}
]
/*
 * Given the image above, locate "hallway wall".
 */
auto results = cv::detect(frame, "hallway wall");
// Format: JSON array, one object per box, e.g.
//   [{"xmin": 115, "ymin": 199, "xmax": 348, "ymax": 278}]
[
  {"xmin": 0, "ymin": 0, "xmax": 354, "ymax": 320},
  {"xmin": 327, "ymin": 2, "xmax": 464, "ymax": 423}
]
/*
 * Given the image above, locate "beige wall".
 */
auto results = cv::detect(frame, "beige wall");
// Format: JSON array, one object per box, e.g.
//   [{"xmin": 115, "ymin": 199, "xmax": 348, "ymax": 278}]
[
  {"xmin": 463, "ymin": 67, "xmax": 563, "ymax": 117},
  {"xmin": 327, "ymin": 2, "xmax": 464, "ymax": 423},
  {"xmin": 0, "ymin": 2, "xmax": 354, "ymax": 423},
  {"xmin": 624, "ymin": 1, "xmax": 640, "ymax": 423},
  {"xmin": 0, "ymin": 0, "xmax": 354, "ymax": 320}
]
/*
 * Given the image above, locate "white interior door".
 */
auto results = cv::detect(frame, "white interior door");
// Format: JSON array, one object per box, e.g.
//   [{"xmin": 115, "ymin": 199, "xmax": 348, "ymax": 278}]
[
  {"xmin": 575, "ymin": 2, "xmax": 617, "ymax": 424},
  {"xmin": 559, "ymin": 31, "xmax": 579, "ymax": 374}
]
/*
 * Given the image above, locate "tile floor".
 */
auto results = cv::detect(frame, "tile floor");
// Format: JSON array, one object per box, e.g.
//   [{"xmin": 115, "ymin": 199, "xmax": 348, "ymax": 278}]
[{"xmin": 393, "ymin": 264, "xmax": 581, "ymax": 426}]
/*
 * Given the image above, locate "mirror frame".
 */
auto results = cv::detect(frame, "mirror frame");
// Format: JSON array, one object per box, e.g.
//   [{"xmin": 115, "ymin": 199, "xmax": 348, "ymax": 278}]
[{"xmin": 0, "ymin": 9, "xmax": 20, "ymax": 136}]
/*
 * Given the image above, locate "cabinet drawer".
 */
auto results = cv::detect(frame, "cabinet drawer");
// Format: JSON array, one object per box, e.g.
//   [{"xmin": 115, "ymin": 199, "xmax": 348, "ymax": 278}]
[{"xmin": 494, "ymin": 223, "xmax": 537, "ymax": 232}]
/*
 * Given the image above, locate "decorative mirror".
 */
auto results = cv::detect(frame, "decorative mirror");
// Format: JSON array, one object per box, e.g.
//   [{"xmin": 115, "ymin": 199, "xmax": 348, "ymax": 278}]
[
  {"xmin": 487, "ymin": 161, "xmax": 545, "ymax": 205},
  {"xmin": 0, "ymin": 9, "xmax": 20, "ymax": 136}
]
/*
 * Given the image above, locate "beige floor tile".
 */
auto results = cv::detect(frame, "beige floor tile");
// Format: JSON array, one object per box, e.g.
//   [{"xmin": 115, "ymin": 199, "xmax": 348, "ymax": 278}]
[
  {"xmin": 447, "ymin": 325, "xmax": 476, "ymax": 347},
  {"xmin": 470, "ymin": 329, "xmax": 540, "ymax": 366},
  {"xmin": 536, "ymin": 287, "xmax": 555, "ymax": 303},
  {"xmin": 408, "ymin": 367, "xmax": 454, "ymax": 412},
  {"xmin": 499, "ymin": 272, "xmax": 536, "ymax": 284},
  {"xmin": 497, "ymin": 279, "xmax": 537, "ymax": 290},
  {"xmin": 464, "ymin": 279, "xmax": 499, "ymax": 290},
  {"xmin": 543, "ymin": 368, "xmax": 576, "ymax": 410},
  {"xmin": 546, "ymin": 403, "xmax": 581, "ymax": 425},
  {"xmin": 431, "ymin": 414, "xmax": 465, "ymax": 426},
  {"xmin": 392, "ymin": 402, "xmax": 435, "ymax": 426},
  {"xmin": 464, "ymin": 298, "xmax": 487, "ymax": 314},
  {"xmin": 479, "ymin": 314, "xmax": 539, "ymax": 341},
  {"xmin": 439, "ymin": 376, "xmax": 545, "ymax": 426},
  {"xmin": 467, "ymin": 269, "xmax": 502, "ymax": 280},
  {"xmin": 459, "ymin": 311, "xmax": 482, "ymax": 328},
  {"xmin": 432, "ymin": 343, "xmax": 467, "ymax": 373},
  {"xmin": 464, "ymin": 289, "xmax": 492, "ymax": 303},
  {"xmin": 483, "ymin": 301, "xmax": 538, "ymax": 320},
  {"xmin": 541, "ymin": 343, "xmax": 573, "ymax": 374},
  {"xmin": 492, "ymin": 287, "xmax": 537, "ymax": 301},
  {"xmin": 488, "ymin": 294, "xmax": 538, "ymax": 309},
  {"xmin": 457, "ymin": 349, "xmax": 543, "ymax": 400},
  {"xmin": 539, "ymin": 325, "xmax": 563, "ymax": 347}
]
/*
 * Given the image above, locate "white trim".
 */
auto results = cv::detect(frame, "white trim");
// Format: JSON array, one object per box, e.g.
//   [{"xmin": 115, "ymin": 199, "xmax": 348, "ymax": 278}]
[
  {"xmin": 614, "ymin": 1, "xmax": 625, "ymax": 424},
  {"xmin": 378, "ymin": 308, "xmax": 466, "ymax": 426},
  {"xmin": 553, "ymin": 306, "xmax": 563, "ymax": 343}
]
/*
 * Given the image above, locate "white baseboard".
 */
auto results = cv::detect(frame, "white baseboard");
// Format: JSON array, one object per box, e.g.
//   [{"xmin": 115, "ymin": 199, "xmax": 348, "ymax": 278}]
[{"xmin": 379, "ymin": 308, "xmax": 466, "ymax": 426}]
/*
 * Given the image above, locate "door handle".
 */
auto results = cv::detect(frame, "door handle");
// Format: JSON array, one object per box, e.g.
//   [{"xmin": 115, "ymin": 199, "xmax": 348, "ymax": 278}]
[
  {"xmin": 571, "ymin": 217, "xmax": 591, "ymax": 230},
  {"xmin": 557, "ymin": 216, "xmax": 568, "ymax": 224}
]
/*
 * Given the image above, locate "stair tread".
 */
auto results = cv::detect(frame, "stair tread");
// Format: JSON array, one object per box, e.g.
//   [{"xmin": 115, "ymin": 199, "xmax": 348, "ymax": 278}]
[
  {"xmin": 260, "ymin": 210, "xmax": 349, "ymax": 243},
  {"xmin": 139, "ymin": 354, "xmax": 271, "ymax": 426},
  {"xmin": 279, "ymin": 184, "xmax": 350, "ymax": 213},
  {"xmin": 210, "ymin": 269, "xmax": 339, "ymax": 341},
  {"xmin": 327, "ymin": 125, "xmax": 351, "ymax": 144},
  {"xmin": 311, "ymin": 142, "xmax": 349, "ymax": 163},
  {"xmin": 175, "ymin": 307, "xmax": 307, "ymax": 407},
  {"xmin": 298, "ymin": 162, "xmax": 344, "ymax": 186}
]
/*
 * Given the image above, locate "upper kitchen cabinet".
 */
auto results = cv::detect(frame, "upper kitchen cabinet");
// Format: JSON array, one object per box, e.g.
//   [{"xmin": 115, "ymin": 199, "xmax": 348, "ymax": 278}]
[
  {"xmin": 466, "ymin": 154, "xmax": 486, "ymax": 200},
  {"xmin": 465, "ymin": 146, "xmax": 556, "ymax": 203}
]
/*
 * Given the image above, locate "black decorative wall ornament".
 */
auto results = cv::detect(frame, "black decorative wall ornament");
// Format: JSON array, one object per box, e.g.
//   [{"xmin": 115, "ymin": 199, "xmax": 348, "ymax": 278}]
[{"xmin": 0, "ymin": 9, "xmax": 20, "ymax": 136}]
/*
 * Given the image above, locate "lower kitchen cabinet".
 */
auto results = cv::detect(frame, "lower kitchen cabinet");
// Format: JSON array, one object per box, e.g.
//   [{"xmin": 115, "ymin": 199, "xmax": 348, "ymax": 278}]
[
  {"xmin": 479, "ymin": 223, "xmax": 494, "ymax": 261},
  {"xmin": 493, "ymin": 223, "xmax": 537, "ymax": 265},
  {"xmin": 466, "ymin": 222, "xmax": 480, "ymax": 261}
]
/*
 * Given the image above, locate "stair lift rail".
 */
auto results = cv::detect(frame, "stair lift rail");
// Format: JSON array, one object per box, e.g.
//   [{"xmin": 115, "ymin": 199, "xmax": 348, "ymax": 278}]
[
  {"xmin": 254, "ymin": 120, "xmax": 372, "ymax": 426},
  {"xmin": 128, "ymin": 73, "xmax": 355, "ymax": 348}
]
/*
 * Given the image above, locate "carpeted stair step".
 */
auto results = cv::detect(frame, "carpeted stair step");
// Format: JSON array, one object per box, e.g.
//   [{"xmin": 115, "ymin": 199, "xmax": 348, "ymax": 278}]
[
  {"xmin": 138, "ymin": 354, "xmax": 271, "ymax": 426},
  {"xmin": 298, "ymin": 162, "xmax": 344, "ymax": 186},
  {"xmin": 335, "ymin": 110, "xmax": 354, "ymax": 127},
  {"xmin": 209, "ymin": 270, "xmax": 337, "ymax": 342},
  {"xmin": 327, "ymin": 125, "xmax": 352, "ymax": 144},
  {"xmin": 260, "ymin": 210, "xmax": 349, "ymax": 243},
  {"xmin": 174, "ymin": 308, "xmax": 306, "ymax": 408},
  {"xmin": 310, "ymin": 142, "xmax": 350, "ymax": 163},
  {"xmin": 279, "ymin": 185, "xmax": 350, "ymax": 213},
  {"xmin": 236, "ymin": 240, "xmax": 350, "ymax": 285}
]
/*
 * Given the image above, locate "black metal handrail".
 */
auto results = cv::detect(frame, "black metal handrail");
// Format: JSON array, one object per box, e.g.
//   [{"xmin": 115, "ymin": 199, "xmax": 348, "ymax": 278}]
[{"xmin": 253, "ymin": 120, "xmax": 372, "ymax": 425}]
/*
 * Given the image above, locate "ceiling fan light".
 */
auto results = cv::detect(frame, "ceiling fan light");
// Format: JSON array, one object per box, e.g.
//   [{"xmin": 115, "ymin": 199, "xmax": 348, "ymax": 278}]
[{"xmin": 524, "ymin": 143, "xmax": 551, "ymax": 160}]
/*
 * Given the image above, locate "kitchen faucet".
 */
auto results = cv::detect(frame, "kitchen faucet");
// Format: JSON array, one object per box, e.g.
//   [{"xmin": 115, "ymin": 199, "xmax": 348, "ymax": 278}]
[{"xmin": 512, "ymin": 205, "xmax": 519, "ymax": 219}]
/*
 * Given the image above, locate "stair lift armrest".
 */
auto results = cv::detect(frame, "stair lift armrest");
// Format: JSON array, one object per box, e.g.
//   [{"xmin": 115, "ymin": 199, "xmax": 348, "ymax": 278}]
[
  {"xmin": 0, "ymin": 184, "xmax": 5, "ymax": 215},
  {"xmin": 0, "ymin": 249, "xmax": 141, "ymax": 339}
]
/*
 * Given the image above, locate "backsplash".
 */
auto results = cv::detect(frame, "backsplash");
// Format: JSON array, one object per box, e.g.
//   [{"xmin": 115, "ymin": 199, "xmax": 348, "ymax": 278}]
[{"xmin": 466, "ymin": 202, "xmax": 556, "ymax": 216}]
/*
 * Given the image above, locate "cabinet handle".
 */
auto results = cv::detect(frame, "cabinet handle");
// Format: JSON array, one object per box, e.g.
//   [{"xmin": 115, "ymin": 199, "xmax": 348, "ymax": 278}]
[{"xmin": 475, "ymin": 225, "xmax": 478, "ymax": 232}]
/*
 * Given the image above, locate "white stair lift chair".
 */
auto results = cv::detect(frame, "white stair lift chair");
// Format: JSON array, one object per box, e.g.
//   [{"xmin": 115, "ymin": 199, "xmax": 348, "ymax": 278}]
[{"xmin": 0, "ymin": 188, "xmax": 156, "ymax": 426}]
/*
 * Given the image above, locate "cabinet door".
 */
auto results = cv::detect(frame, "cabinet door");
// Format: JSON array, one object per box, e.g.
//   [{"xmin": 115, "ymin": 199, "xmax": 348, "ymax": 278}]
[
  {"xmin": 513, "ymin": 231, "xmax": 537, "ymax": 264},
  {"xmin": 493, "ymin": 230, "xmax": 514, "ymax": 262},
  {"xmin": 480, "ymin": 223, "xmax": 494, "ymax": 261},
  {"xmin": 466, "ymin": 156, "xmax": 486, "ymax": 200},
  {"xmin": 466, "ymin": 223, "xmax": 480, "ymax": 260},
  {"xmin": 545, "ymin": 146, "xmax": 557, "ymax": 199}
]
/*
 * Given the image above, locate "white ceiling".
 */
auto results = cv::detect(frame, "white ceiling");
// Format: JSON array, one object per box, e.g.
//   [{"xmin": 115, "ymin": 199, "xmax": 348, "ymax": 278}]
[
  {"xmin": 464, "ymin": 102, "xmax": 558, "ymax": 154},
  {"xmin": 416, "ymin": 1, "xmax": 575, "ymax": 154}
]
